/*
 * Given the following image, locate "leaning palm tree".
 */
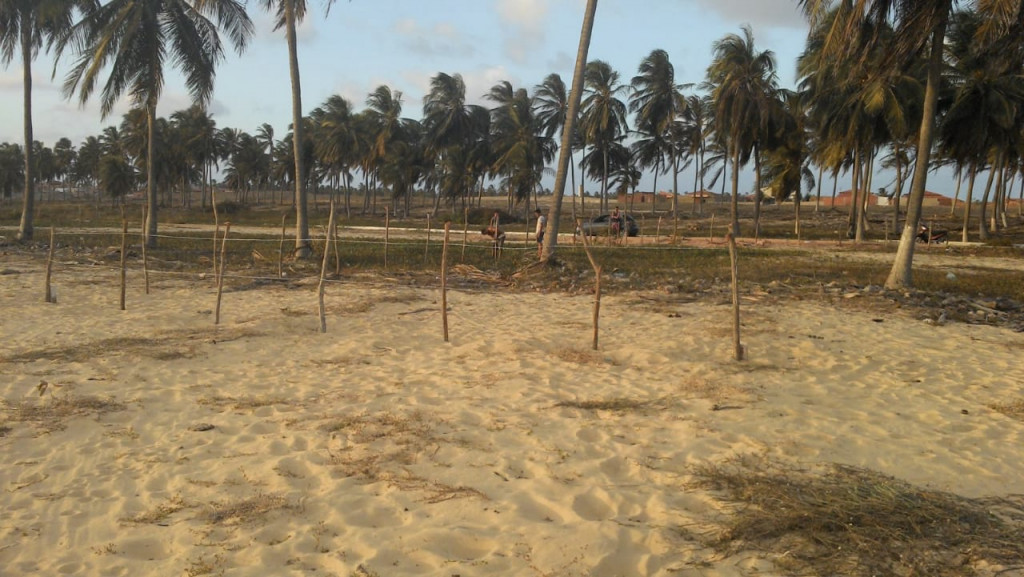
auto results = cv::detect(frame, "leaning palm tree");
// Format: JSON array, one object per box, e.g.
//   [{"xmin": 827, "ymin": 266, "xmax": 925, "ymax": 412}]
[
  {"xmin": 59, "ymin": 0, "xmax": 252, "ymax": 248},
  {"xmin": 541, "ymin": 0, "xmax": 598, "ymax": 261},
  {"xmin": 0, "ymin": 0, "xmax": 90, "ymax": 241}
]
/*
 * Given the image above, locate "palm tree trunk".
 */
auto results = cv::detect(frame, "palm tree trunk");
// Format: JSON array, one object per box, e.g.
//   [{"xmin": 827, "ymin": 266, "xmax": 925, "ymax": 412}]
[
  {"xmin": 886, "ymin": 6, "xmax": 949, "ymax": 289},
  {"xmin": 730, "ymin": 144, "xmax": 740, "ymax": 237},
  {"xmin": 286, "ymin": 0, "xmax": 310, "ymax": 259},
  {"xmin": 961, "ymin": 165, "xmax": 977, "ymax": 242},
  {"xmin": 17, "ymin": 21, "xmax": 35, "ymax": 242},
  {"xmin": 752, "ymin": 144, "xmax": 762, "ymax": 238},
  {"xmin": 541, "ymin": 0, "xmax": 597, "ymax": 261},
  {"xmin": 145, "ymin": 103, "xmax": 159, "ymax": 248},
  {"xmin": 978, "ymin": 163, "xmax": 996, "ymax": 241}
]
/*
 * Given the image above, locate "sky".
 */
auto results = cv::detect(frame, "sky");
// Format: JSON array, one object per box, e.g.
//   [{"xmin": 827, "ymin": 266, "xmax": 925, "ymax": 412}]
[{"xmin": 2, "ymin": 0, "xmax": 948, "ymax": 196}]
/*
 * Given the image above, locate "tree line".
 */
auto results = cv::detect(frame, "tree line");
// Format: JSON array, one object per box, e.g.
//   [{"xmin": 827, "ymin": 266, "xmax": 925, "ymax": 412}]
[{"xmin": 2, "ymin": 0, "xmax": 1023, "ymax": 288}]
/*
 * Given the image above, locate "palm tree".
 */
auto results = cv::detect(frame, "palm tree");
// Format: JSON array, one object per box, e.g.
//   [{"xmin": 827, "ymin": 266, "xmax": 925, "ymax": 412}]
[
  {"xmin": 0, "ymin": 0, "xmax": 89, "ymax": 240},
  {"xmin": 630, "ymin": 49, "xmax": 687, "ymax": 217},
  {"xmin": 680, "ymin": 94, "xmax": 713, "ymax": 214},
  {"xmin": 542, "ymin": 0, "xmax": 598, "ymax": 261},
  {"xmin": 60, "ymin": 0, "xmax": 251, "ymax": 248},
  {"xmin": 534, "ymin": 73, "xmax": 579, "ymax": 214},
  {"xmin": 799, "ymin": 0, "xmax": 1024, "ymax": 288},
  {"xmin": 259, "ymin": 0, "xmax": 338, "ymax": 258},
  {"xmin": 704, "ymin": 25, "xmax": 778, "ymax": 237},
  {"xmin": 487, "ymin": 81, "xmax": 555, "ymax": 211},
  {"xmin": 422, "ymin": 72, "xmax": 489, "ymax": 209},
  {"xmin": 580, "ymin": 60, "xmax": 629, "ymax": 212},
  {"xmin": 0, "ymin": 142, "xmax": 25, "ymax": 200}
]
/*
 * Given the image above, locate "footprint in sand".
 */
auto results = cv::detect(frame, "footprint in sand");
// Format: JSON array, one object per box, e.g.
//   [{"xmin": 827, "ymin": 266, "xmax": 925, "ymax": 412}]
[{"xmin": 572, "ymin": 487, "xmax": 616, "ymax": 521}]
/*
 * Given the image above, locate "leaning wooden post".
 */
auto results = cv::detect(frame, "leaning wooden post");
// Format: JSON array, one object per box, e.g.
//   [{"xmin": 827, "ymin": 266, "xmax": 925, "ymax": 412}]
[
  {"xmin": 726, "ymin": 232, "xmax": 744, "ymax": 361},
  {"xmin": 278, "ymin": 213, "xmax": 287, "ymax": 278},
  {"xmin": 44, "ymin": 227, "xmax": 55, "ymax": 303},
  {"xmin": 577, "ymin": 219, "xmax": 603, "ymax": 350},
  {"xmin": 317, "ymin": 204, "xmax": 336, "ymax": 333},
  {"xmin": 441, "ymin": 221, "xmax": 451, "ymax": 343},
  {"xmin": 215, "ymin": 223, "xmax": 231, "ymax": 325},
  {"xmin": 656, "ymin": 216, "xmax": 663, "ymax": 243},
  {"xmin": 119, "ymin": 207, "xmax": 128, "ymax": 311},
  {"xmin": 141, "ymin": 206, "xmax": 150, "ymax": 295}
]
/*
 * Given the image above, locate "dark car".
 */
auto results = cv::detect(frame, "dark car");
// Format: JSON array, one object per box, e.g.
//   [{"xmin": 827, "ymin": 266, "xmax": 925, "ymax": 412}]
[{"xmin": 576, "ymin": 213, "xmax": 640, "ymax": 237}]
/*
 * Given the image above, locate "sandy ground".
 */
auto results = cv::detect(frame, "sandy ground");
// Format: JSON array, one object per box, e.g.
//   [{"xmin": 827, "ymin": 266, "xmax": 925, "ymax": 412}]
[{"xmin": 1, "ymin": 253, "xmax": 1023, "ymax": 576}]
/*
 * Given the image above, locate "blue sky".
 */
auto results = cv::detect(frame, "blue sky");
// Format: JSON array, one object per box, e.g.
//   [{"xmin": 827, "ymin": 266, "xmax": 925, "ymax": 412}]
[{"xmin": 4, "ymin": 0, "xmax": 940, "ymax": 196}]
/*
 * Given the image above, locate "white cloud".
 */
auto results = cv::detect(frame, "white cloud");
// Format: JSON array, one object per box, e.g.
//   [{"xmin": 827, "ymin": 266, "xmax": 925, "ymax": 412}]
[
  {"xmin": 691, "ymin": 0, "xmax": 806, "ymax": 29},
  {"xmin": 392, "ymin": 18, "xmax": 475, "ymax": 59},
  {"xmin": 496, "ymin": 0, "xmax": 549, "ymax": 64}
]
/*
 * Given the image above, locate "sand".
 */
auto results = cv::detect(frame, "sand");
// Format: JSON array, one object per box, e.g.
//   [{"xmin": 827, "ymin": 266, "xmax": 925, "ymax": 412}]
[{"xmin": 1, "ymin": 253, "xmax": 1023, "ymax": 576}]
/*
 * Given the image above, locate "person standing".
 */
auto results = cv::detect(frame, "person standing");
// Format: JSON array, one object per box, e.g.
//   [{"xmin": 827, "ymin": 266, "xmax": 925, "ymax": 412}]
[{"xmin": 535, "ymin": 208, "xmax": 547, "ymax": 259}]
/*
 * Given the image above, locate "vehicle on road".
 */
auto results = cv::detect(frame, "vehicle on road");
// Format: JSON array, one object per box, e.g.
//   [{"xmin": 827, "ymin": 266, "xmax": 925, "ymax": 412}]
[{"xmin": 576, "ymin": 213, "xmax": 640, "ymax": 237}]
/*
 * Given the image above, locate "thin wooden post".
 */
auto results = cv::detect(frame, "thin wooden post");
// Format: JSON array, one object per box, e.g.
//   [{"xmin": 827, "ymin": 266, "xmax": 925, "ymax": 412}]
[
  {"xmin": 141, "ymin": 206, "xmax": 150, "ymax": 294},
  {"xmin": 640, "ymin": 214, "xmax": 645, "ymax": 245},
  {"xmin": 461, "ymin": 206, "xmax": 469, "ymax": 263},
  {"xmin": 278, "ymin": 213, "xmax": 287, "ymax": 278},
  {"xmin": 441, "ymin": 221, "xmax": 451, "ymax": 343},
  {"xmin": 656, "ymin": 216, "xmax": 662, "ymax": 243},
  {"xmin": 709, "ymin": 214, "xmax": 715, "ymax": 240},
  {"xmin": 215, "ymin": 223, "xmax": 231, "ymax": 325},
  {"xmin": 44, "ymin": 227, "xmax": 55, "ymax": 303},
  {"xmin": 212, "ymin": 188, "xmax": 220, "ymax": 278},
  {"xmin": 318, "ymin": 204, "xmax": 336, "ymax": 333},
  {"xmin": 120, "ymin": 207, "xmax": 128, "ymax": 311},
  {"xmin": 577, "ymin": 219, "xmax": 603, "ymax": 351},
  {"xmin": 384, "ymin": 210, "xmax": 390, "ymax": 270},
  {"xmin": 726, "ymin": 233, "xmax": 743, "ymax": 361},
  {"xmin": 332, "ymin": 207, "xmax": 341, "ymax": 276},
  {"xmin": 424, "ymin": 214, "xmax": 431, "ymax": 264}
]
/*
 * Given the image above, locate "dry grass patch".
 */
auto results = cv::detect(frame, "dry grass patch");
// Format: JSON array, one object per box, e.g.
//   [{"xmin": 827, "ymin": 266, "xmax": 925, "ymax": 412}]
[
  {"xmin": 690, "ymin": 456, "xmax": 1024, "ymax": 577},
  {"xmin": 555, "ymin": 347, "xmax": 612, "ymax": 365},
  {"xmin": 2, "ymin": 393, "xmax": 127, "ymax": 432},
  {"xmin": 121, "ymin": 494, "xmax": 190, "ymax": 525},
  {"xmin": 202, "ymin": 492, "xmax": 289, "ymax": 526},
  {"xmin": 197, "ymin": 394, "xmax": 294, "ymax": 411},
  {"xmin": 989, "ymin": 399, "xmax": 1024, "ymax": 421},
  {"xmin": 554, "ymin": 397, "xmax": 668, "ymax": 413},
  {"xmin": 5, "ymin": 328, "xmax": 264, "ymax": 364}
]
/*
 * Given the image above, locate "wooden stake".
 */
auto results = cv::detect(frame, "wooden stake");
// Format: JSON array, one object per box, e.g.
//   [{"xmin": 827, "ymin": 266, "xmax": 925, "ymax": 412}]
[
  {"xmin": 441, "ymin": 221, "xmax": 451, "ymax": 343},
  {"xmin": 424, "ymin": 213, "xmax": 432, "ymax": 264},
  {"xmin": 726, "ymin": 232, "xmax": 743, "ymax": 361},
  {"xmin": 212, "ymin": 188, "xmax": 220, "ymax": 278},
  {"xmin": 119, "ymin": 207, "xmax": 128, "ymax": 311},
  {"xmin": 215, "ymin": 222, "xmax": 230, "ymax": 325},
  {"xmin": 577, "ymin": 219, "xmax": 603, "ymax": 351},
  {"xmin": 384, "ymin": 210, "xmax": 390, "ymax": 270},
  {"xmin": 141, "ymin": 206, "xmax": 150, "ymax": 295},
  {"xmin": 461, "ymin": 206, "xmax": 469, "ymax": 262},
  {"xmin": 278, "ymin": 212, "xmax": 287, "ymax": 278},
  {"xmin": 709, "ymin": 214, "xmax": 715, "ymax": 240},
  {"xmin": 332, "ymin": 207, "xmax": 341, "ymax": 276},
  {"xmin": 317, "ymin": 204, "xmax": 335, "ymax": 333},
  {"xmin": 44, "ymin": 227, "xmax": 55, "ymax": 303}
]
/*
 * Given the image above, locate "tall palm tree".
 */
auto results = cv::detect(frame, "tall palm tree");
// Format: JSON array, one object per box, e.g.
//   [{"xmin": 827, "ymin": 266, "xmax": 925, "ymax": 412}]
[
  {"xmin": 259, "ymin": 0, "xmax": 337, "ymax": 257},
  {"xmin": 680, "ymin": 94, "xmax": 713, "ymax": 214},
  {"xmin": 542, "ymin": 0, "xmax": 598, "ymax": 261},
  {"xmin": 487, "ymin": 81, "xmax": 555, "ymax": 210},
  {"xmin": 1, "ymin": 0, "xmax": 89, "ymax": 240},
  {"xmin": 60, "ymin": 0, "xmax": 251, "ymax": 248},
  {"xmin": 630, "ymin": 49, "xmax": 687, "ymax": 217},
  {"xmin": 799, "ymin": 0, "xmax": 1024, "ymax": 288},
  {"xmin": 580, "ymin": 60, "xmax": 629, "ymax": 212},
  {"xmin": 423, "ymin": 72, "xmax": 489, "ymax": 209},
  {"xmin": 704, "ymin": 25, "xmax": 778, "ymax": 237}
]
